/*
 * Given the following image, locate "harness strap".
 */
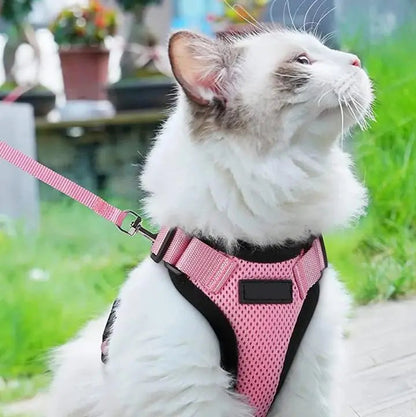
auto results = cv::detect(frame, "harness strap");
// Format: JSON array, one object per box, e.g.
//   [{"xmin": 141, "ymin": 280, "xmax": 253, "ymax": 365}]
[
  {"xmin": 152, "ymin": 226, "xmax": 326, "ymax": 298},
  {"xmin": 0, "ymin": 140, "xmax": 128, "ymax": 229}
]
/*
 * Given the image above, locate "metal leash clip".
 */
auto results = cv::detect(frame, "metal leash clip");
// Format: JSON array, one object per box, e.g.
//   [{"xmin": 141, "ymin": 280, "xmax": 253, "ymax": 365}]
[{"xmin": 117, "ymin": 210, "xmax": 157, "ymax": 242}]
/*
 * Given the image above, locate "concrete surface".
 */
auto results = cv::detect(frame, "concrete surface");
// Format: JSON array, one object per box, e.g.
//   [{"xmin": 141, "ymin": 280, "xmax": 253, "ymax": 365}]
[{"xmin": 343, "ymin": 297, "xmax": 416, "ymax": 417}]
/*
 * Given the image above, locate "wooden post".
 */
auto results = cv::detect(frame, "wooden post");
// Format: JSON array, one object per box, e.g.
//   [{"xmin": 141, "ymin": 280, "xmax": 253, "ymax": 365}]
[{"xmin": 0, "ymin": 102, "xmax": 39, "ymax": 230}]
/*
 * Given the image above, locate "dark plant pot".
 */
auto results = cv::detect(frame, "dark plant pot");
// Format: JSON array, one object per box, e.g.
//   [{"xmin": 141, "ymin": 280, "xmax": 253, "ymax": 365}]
[
  {"xmin": 0, "ymin": 89, "xmax": 56, "ymax": 117},
  {"xmin": 107, "ymin": 77, "xmax": 175, "ymax": 111},
  {"xmin": 59, "ymin": 47, "xmax": 109, "ymax": 101}
]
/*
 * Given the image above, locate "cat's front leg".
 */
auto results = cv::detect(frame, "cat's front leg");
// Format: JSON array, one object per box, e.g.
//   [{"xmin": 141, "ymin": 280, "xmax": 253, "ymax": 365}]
[
  {"xmin": 268, "ymin": 267, "xmax": 350, "ymax": 417},
  {"xmin": 102, "ymin": 259, "xmax": 253, "ymax": 417}
]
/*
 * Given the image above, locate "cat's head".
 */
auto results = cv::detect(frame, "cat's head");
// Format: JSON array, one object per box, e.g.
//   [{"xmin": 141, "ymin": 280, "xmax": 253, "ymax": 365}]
[{"xmin": 168, "ymin": 29, "xmax": 373, "ymax": 152}]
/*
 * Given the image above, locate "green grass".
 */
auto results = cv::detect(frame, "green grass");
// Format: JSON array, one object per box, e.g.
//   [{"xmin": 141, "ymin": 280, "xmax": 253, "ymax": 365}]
[
  {"xmin": 0, "ymin": 374, "xmax": 49, "ymax": 404},
  {"xmin": 327, "ymin": 28, "xmax": 416, "ymax": 303},
  {"xmin": 0, "ymin": 200, "xmax": 151, "ymax": 382},
  {"xmin": 0, "ymin": 29, "xmax": 415, "ymax": 404}
]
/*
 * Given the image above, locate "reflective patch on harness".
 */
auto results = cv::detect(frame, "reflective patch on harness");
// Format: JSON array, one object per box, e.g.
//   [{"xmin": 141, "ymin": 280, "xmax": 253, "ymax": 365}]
[{"xmin": 238, "ymin": 280, "xmax": 293, "ymax": 304}]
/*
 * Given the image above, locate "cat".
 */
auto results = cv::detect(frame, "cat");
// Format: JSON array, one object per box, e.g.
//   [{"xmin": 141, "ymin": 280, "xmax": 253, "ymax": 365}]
[{"xmin": 47, "ymin": 28, "xmax": 373, "ymax": 417}]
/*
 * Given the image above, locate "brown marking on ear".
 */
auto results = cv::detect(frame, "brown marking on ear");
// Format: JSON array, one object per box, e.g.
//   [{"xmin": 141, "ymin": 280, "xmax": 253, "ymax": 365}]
[
  {"xmin": 188, "ymin": 96, "xmax": 249, "ymax": 140},
  {"xmin": 168, "ymin": 31, "xmax": 247, "ymax": 141}
]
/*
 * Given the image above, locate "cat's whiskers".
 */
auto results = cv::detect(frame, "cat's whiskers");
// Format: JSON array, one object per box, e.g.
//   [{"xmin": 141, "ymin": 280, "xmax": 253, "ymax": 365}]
[
  {"xmin": 269, "ymin": 0, "xmax": 279, "ymax": 29},
  {"xmin": 222, "ymin": 0, "xmax": 266, "ymax": 33},
  {"xmin": 274, "ymin": 72, "xmax": 310, "ymax": 79},
  {"xmin": 293, "ymin": 0, "xmax": 310, "ymax": 31},
  {"xmin": 348, "ymin": 93, "xmax": 372, "ymax": 127},
  {"xmin": 302, "ymin": 0, "xmax": 322, "ymax": 31},
  {"xmin": 342, "ymin": 97, "xmax": 359, "ymax": 125},
  {"xmin": 311, "ymin": 0, "xmax": 328, "ymax": 32},
  {"xmin": 349, "ymin": 94, "xmax": 367, "ymax": 116},
  {"xmin": 282, "ymin": 0, "xmax": 287, "ymax": 28},
  {"xmin": 236, "ymin": 4, "xmax": 270, "ymax": 33},
  {"xmin": 321, "ymin": 31, "xmax": 337, "ymax": 45},
  {"xmin": 349, "ymin": 91, "xmax": 375, "ymax": 121},
  {"xmin": 317, "ymin": 88, "xmax": 333, "ymax": 106},
  {"xmin": 337, "ymin": 95, "xmax": 345, "ymax": 148},
  {"xmin": 348, "ymin": 93, "xmax": 373, "ymax": 130},
  {"xmin": 286, "ymin": 0, "xmax": 297, "ymax": 30},
  {"xmin": 343, "ymin": 95, "xmax": 366, "ymax": 131},
  {"xmin": 312, "ymin": 6, "xmax": 337, "ymax": 38},
  {"xmin": 283, "ymin": 0, "xmax": 296, "ymax": 30}
]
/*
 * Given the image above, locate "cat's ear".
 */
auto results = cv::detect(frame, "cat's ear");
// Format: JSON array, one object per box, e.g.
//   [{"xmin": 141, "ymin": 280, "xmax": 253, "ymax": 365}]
[{"xmin": 168, "ymin": 31, "xmax": 239, "ymax": 106}]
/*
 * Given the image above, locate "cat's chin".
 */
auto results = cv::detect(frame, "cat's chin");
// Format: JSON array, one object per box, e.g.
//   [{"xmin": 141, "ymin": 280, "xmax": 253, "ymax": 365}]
[{"xmin": 316, "ymin": 105, "xmax": 362, "ymax": 132}]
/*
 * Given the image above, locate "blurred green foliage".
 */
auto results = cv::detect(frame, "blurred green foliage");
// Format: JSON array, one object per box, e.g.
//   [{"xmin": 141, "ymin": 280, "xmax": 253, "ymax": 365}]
[
  {"xmin": 327, "ymin": 27, "xmax": 416, "ymax": 302},
  {"xmin": 0, "ymin": 0, "xmax": 37, "ymax": 24},
  {"xmin": 50, "ymin": 1, "xmax": 117, "ymax": 47},
  {"xmin": 0, "ymin": 200, "xmax": 151, "ymax": 379},
  {"xmin": 115, "ymin": 0, "xmax": 161, "ymax": 12}
]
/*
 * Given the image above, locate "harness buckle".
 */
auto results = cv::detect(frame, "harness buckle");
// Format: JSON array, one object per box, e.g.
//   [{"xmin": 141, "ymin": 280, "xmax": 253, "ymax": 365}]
[{"xmin": 117, "ymin": 210, "xmax": 157, "ymax": 242}]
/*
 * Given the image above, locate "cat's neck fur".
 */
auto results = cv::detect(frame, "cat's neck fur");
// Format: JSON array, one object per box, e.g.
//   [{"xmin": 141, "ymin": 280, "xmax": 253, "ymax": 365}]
[{"xmin": 141, "ymin": 98, "xmax": 367, "ymax": 248}]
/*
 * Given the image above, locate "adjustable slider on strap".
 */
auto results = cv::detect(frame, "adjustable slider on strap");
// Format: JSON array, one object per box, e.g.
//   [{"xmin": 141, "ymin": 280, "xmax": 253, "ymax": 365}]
[
  {"xmin": 151, "ymin": 228, "xmax": 177, "ymax": 263},
  {"xmin": 150, "ymin": 227, "xmax": 238, "ymax": 293},
  {"xmin": 175, "ymin": 238, "xmax": 238, "ymax": 294},
  {"xmin": 151, "ymin": 227, "xmax": 193, "ymax": 266},
  {"xmin": 293, "ymin": 238, "xmax": 326, "ymax": 300}
]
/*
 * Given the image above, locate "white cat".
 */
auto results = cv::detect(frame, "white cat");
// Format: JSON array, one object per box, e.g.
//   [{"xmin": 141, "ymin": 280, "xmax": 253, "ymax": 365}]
[{"xmin": 47, "ymin": 29, "xmax": 373, "ymax": 417}]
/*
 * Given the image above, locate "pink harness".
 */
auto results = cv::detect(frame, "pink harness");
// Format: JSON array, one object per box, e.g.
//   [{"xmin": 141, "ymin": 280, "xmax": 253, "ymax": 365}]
[
  {"xmin": 0, "ymin": 141, "xmax": 326, "ymax": 417},
  {"xmin": 150, "ymin": 227, "xmax": 326, "ymax": 417}
]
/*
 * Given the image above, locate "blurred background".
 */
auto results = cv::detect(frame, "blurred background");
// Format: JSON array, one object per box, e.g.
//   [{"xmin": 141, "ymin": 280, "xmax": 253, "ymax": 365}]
[{"xmin": 0, "ymin": 0, "xmax": 415, "ymax": 415}]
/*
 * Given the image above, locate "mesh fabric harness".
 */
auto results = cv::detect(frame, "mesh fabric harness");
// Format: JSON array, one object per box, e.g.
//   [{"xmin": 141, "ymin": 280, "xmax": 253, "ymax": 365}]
[{"xmin": 151, "ymin": 227, "xmax": 327, "ymax": 417}]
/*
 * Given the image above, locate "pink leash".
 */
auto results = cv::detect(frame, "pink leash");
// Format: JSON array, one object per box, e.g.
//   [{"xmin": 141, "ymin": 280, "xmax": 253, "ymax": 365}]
[{"xmin": 0, "ymin": 140, "xmax": 156, "ymax": 240}]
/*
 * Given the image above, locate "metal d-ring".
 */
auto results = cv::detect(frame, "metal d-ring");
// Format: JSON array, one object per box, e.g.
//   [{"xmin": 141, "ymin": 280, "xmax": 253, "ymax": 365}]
[{"xmin": 117, "ymin": 210, "xmax": 157, "ymax": 242}]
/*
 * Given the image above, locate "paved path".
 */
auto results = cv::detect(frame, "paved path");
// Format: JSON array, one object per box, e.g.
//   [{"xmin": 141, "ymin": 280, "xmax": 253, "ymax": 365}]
[
  {"xmin": 343, "ymin": 297, "xmax": 416, "ymax": 417},
  {"xmin": 3, "ymin": 298, "xmax": 416, "ymax": 417}
]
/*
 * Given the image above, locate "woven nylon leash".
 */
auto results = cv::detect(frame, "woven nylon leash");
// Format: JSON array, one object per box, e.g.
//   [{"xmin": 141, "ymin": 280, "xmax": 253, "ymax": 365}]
[{"xmin": 0, "ymin": 140, "xmax": 156, "ymax": 241}]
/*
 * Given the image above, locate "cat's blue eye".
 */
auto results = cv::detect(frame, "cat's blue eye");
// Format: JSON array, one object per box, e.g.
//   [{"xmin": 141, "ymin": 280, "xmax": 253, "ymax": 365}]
[{"xmin": 296, "ymin": 55, "xmax": 310, "ymax": 65}]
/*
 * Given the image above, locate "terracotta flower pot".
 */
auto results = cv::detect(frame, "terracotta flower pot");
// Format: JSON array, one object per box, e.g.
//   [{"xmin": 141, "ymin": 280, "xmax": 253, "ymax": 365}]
[{"xmin": 59, "ymin": 47, "xmax": 109, "ymax": 101}]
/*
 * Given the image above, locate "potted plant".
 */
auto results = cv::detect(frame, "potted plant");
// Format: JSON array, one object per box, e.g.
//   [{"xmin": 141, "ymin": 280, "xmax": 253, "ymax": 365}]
[
  {"xmin": 107, "ymin": 0, "xmax": 175, "ymax": 111},
  {"xmin": 115, "ymin": 0, "xmax": 161, "ymax": 79},
  {"xmin": 0, "ymin": 83, "xmax": 57, "ymax": 116},
  {"xmin": 0, "ymin": 0, "xmax": 56, "ymax": 116},
  {"xmin": 50, "ymin": 0, "xmax": 117, "ymax": 101},
  {"xmin": 208, "ymin": 0, "xmax": 268, "ymax": 39},
  {"xmin": 107, "ymin": 31, "xmax": 175, "ymax": 111}
]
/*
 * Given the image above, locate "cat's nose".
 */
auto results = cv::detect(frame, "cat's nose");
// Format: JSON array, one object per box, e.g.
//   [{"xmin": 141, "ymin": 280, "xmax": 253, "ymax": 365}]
[{"xmin": 351, "ymin": 57, "xmax": 361, "ymax": 68}]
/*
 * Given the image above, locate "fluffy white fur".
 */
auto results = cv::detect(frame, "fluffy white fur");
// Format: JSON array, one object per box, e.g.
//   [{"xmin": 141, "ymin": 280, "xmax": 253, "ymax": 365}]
[{"xmin": 46, "ymin": 29, "xmax": 373, "ymax": 417}]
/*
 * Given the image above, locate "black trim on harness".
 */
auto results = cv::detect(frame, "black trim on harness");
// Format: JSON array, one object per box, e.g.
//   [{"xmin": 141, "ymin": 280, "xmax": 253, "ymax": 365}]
[
  {"xmin": 272, "ymin": 279, "xmax": 321, "ymax": 404},
  {"xmin": 319, "ymin": 235, "xmax": 329, "ymax": 268},
  {"xmin": 202, "ymin": 235, "xmax": 316, "ymax": 264},
  {"xmin": 167, "ymin": 265, "xmax": 239, "ymax": 386},
  {"xmin": 272, "ymin": 237, "xmax": 327, "ymax": 402}
]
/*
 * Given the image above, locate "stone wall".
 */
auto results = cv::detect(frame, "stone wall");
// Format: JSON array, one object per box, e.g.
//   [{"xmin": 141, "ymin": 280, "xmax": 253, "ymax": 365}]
[{"xmin": 36, "ymin": 117, "xmax": 162, "ymax": 202}]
